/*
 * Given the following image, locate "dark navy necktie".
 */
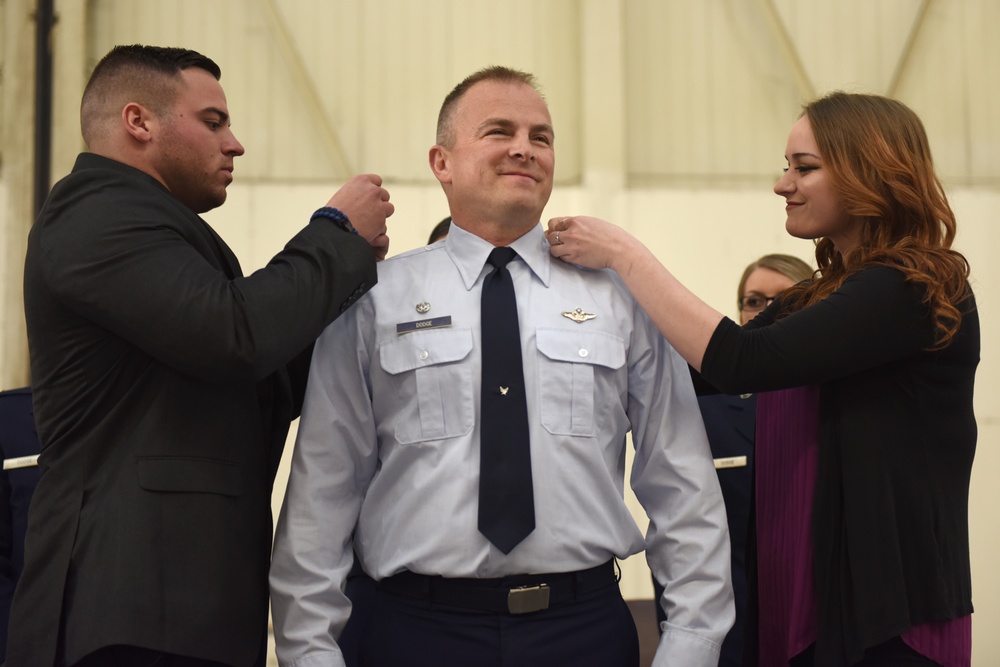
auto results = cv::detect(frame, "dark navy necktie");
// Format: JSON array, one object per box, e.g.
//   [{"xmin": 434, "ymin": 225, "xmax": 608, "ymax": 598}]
[{"xmin": 478, "ymin": 247, "xmax": 535, "ymax": 554}]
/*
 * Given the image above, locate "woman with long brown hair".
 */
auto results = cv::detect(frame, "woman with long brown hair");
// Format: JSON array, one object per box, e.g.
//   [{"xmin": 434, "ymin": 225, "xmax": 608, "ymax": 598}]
[{"xmin": 547, "ymin": 92, "xmax": 978, "ymax": 667}]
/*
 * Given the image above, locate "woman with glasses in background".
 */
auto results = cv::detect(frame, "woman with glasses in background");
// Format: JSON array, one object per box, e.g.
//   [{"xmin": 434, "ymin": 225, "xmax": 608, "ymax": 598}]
[{"xmin": 737, "ymin": 255, "xmax": 815, "ymax": 321}]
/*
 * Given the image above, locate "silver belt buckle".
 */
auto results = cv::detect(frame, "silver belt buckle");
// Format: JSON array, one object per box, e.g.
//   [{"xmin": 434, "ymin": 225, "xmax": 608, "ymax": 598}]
[{"xmin": 507, "ymin": 583, "xmax": 550, "ymax": 614}]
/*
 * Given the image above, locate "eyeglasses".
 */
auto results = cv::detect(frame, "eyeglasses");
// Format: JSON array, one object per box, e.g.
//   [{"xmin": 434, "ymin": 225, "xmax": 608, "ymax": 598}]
[{"xmin": 739, "ymin": 294, "xmax": 777, "ymax": 313}]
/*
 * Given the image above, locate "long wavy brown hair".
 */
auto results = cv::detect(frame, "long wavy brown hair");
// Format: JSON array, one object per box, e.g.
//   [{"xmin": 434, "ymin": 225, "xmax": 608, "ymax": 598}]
[{"xmin": 782, "ymin": 92, "xmax": 971, "ymax": 350}]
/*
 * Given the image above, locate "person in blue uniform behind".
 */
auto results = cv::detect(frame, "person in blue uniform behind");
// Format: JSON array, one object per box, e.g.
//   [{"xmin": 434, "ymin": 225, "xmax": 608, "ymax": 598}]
[{"xmin": 0, "ymin": 387, "xmax": 41, "ymax": 660}]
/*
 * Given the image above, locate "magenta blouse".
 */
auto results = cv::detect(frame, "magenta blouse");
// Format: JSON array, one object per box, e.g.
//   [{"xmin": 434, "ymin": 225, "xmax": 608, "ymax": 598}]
[{"xmin": 754, "ymin": 386, "xmax": 970, "ymax": 667}]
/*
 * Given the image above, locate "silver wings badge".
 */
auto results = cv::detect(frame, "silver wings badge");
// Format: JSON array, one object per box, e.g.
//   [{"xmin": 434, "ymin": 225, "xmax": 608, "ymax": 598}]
[{"xmin": 562, "ymin": 307, "xmax": 596, "ymax": 324}]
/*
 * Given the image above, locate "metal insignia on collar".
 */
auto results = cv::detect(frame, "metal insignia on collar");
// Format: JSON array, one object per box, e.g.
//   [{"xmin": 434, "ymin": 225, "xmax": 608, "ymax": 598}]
[
  {"xmin": 416, "ymin": 302, "xmax": 431, "ymax": 314},
  {"xmin": 562, "ymin": 307, "xmax": 596, "ymax": 324}
]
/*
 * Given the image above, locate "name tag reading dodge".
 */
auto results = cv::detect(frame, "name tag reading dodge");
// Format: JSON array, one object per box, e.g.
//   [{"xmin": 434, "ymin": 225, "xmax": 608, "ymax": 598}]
[
  {"xmin": 3, "ymin": 454, "xmax": 39, "ymax": 470},
  {"xmin": 713, "ymin": 456, "xmax": 748, "ymax": 470},
  {"xmin": 396, "ymin": 316, "xmax": 453, "ymax": 335}
]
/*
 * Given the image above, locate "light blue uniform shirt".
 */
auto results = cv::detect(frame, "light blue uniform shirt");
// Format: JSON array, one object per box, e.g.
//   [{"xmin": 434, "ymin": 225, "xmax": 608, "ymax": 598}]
[{"xmin": 270, "ymin": 224, "xmax": 733, "ymax": 667}]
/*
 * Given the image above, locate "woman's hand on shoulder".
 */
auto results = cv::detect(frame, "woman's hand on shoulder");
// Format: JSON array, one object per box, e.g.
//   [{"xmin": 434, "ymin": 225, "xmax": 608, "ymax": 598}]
[{"xmin": 545, "ymin": 215, "xmax": 638, "ymax": 273}]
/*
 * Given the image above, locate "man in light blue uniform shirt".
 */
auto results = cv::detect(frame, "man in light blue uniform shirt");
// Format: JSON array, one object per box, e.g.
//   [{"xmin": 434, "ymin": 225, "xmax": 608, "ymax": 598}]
[{"xmin": 270, "ymin": 66, "xmax": 733, "ymax": 667}]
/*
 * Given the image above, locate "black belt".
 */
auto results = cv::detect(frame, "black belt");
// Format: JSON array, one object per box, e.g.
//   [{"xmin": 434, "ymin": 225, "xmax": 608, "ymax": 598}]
[{"xmin": 377, "ymin": 560, "xmax": 617, "ymax": 615}]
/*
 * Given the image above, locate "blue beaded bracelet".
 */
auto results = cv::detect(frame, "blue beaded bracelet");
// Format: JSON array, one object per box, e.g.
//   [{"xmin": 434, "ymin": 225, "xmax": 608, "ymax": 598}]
[{"xmin": 310, "ymin": 206, "xmax": 357, "ymax": 234}]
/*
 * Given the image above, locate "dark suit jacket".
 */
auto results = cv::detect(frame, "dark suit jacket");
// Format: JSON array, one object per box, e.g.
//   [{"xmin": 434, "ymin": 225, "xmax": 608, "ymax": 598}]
[
  {"xmin": 9, "ymin": 153, "xmax": 376, "ymax": 667},
  {"xmin": 0, "ymin": 387, "xmax": 41, "ymax": 660}
]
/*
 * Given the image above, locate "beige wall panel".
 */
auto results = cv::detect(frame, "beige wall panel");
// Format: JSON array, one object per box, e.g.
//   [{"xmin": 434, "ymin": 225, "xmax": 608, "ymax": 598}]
[
  {"xmin": 253, "ymin": 0, "xmax": 362, "ymax": 180},
  {"xmin": 892, "ymin": 0, "xmax": 1000, "ymax": 185},
  {"xmin": 1, "ymin": 0, "xmax": 35, "ymax": 388},
  {"xmin": 625, "ymin": 0, "xmax": 804, "ymax": 185},
  {"xmin": 772, "ymin": 0, "xmax": 923, "ymax": 94},
  {"xmin": 88, "ymin": 0, "xmax": 341, "ymax": 181},
  {"xmin": 406, "ymin": 0, "xmax": 582, "ymax": 184},
  {"xmin": 0, "ymin": 0, "xmax": 6, "ymax": 152},
  {"xmin": 959, "ymin": 0, "xmax": 1000, "ymax": 185},
  {"xmin": 63, "ymin": 0, "xmax": 1000, "ymax": 189},
  {"xmin": 625, "ymin": 0, "xmax": 1000, "ymax": 186},
  {"xmin": 86, "ymin": 0, "xmax": 580, "ymax": 184},
  {"xmin": 50, "ymin": 1, "xmax": 87, "ymax": 178},
  {"xmin": 951, "ymin": 190, "xmax": 1000, "ymax": 664},
  {"xmin": 358, "ymin": 0, "xmax": 447, "ymax": 182}
]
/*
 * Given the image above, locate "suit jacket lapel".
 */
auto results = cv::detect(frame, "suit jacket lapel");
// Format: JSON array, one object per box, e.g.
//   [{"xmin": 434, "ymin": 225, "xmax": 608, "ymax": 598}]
[{"xmin": 189, "ymin": 214, "xmax": 243, "ymax": 279}]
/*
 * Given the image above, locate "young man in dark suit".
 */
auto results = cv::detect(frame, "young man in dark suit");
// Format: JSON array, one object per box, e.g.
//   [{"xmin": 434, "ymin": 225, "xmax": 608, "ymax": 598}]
[{"xmin": 7, "ymin": 45, "xmax": 393, "ymax": 667}]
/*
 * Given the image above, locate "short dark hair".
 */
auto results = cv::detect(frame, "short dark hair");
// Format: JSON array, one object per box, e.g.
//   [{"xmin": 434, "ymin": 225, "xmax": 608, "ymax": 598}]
[
  {"xmin": 427, "ymin": 216, "xmax": 452, "ymax": 244},
  {"xmin": 81, "ymin": 45, "xmax": 221, "ymax": 146},
  {"xmin": 435, "ymin": 66, "xmax": 541, "ymax": 147}
]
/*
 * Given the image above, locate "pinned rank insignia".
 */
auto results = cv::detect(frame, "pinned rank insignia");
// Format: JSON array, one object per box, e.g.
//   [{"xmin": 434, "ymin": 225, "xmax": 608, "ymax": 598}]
[
  {"xmin": 416, "ymin": 302, "xmax": 431, "ymax": 314},
  {"xmin": 562, "ymin": 307, "xmax": 596, "ymax": 324}
]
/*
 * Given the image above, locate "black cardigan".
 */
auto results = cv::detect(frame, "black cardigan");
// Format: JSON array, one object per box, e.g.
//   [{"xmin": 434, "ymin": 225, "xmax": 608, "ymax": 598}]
[{"xmin": 700, "ymin": 266, "xmax": 979, "ymax": 666}]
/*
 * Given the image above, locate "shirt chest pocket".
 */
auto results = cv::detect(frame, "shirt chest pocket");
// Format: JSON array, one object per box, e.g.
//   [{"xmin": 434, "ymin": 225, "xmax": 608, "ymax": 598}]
[
  {"xmin": 378, "ymin": 329, "xmax": 475, "ymax": 445},
  {"xmin": 536, "ymin": 328, "xmax": 626, "ymax": 437}
]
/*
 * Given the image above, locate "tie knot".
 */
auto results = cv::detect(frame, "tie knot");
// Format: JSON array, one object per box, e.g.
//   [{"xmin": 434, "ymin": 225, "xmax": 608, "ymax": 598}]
[{"xmin": 487, "ymin": 247, "xmax": 517, "ymax": 270}]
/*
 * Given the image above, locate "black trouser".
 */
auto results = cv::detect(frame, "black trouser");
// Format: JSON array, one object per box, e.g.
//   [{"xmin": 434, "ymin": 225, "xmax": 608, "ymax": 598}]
[{"xmin": 359, "ymin": 568, "xmax": 639, "ymax": 667}]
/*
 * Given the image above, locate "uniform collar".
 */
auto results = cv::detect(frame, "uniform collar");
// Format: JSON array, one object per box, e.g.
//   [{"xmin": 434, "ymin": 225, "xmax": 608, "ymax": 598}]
[{"xmin": 445, "ymin": 223, "xmax": 552, "ymax": 290}]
